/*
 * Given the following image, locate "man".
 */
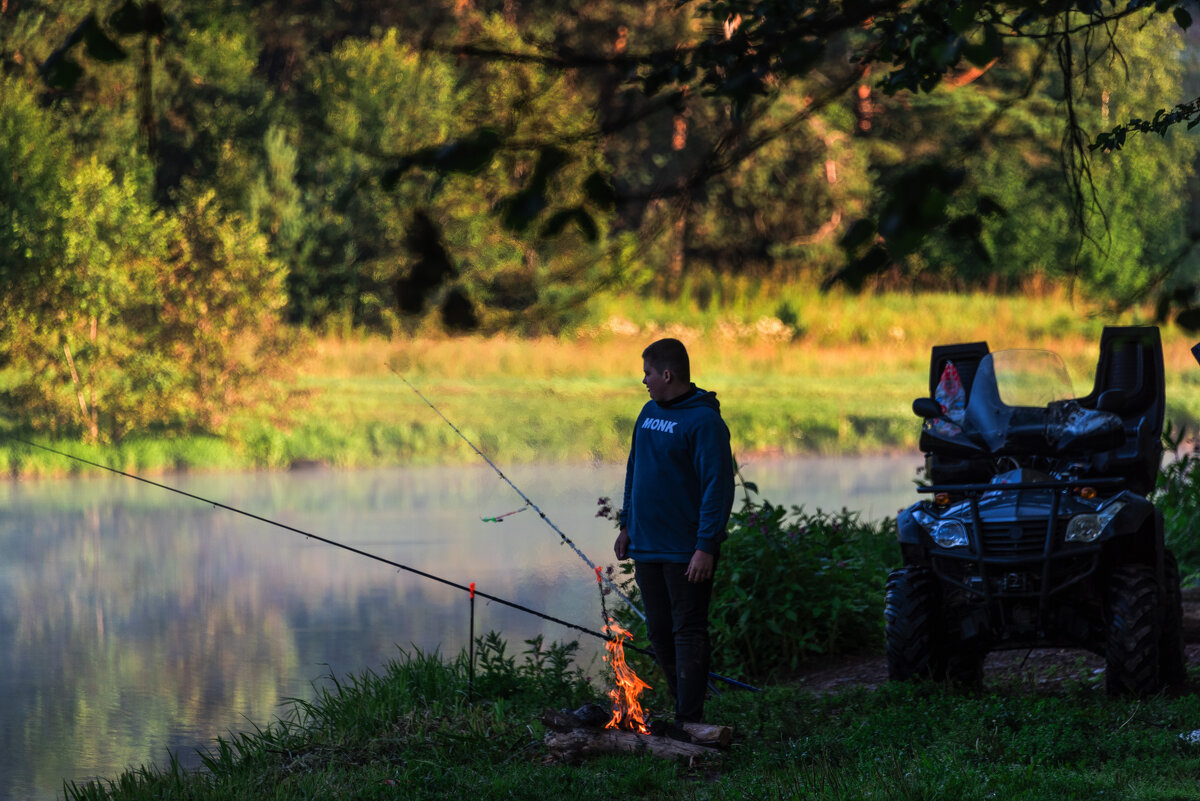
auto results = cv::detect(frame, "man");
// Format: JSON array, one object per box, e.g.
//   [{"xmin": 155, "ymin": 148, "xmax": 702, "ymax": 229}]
[{"xmin": 614, "ymin": 338, "xmax": 735, "ymax": 723}]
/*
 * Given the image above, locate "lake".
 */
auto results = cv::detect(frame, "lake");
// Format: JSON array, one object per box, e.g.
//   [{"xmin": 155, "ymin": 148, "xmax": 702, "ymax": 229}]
[{"xmin": 0, "ymin": 454, "xmax": 920, "ymax": 801}]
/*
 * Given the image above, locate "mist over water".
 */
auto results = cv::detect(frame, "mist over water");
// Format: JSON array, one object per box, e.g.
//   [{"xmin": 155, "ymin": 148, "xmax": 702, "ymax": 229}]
[{"xmin": 0, "ymin": 455, "xmax": 918, "ymax": 801}]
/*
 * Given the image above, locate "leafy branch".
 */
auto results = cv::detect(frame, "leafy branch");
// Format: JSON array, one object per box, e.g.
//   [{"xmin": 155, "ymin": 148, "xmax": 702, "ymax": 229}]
[{"xmin": 1090, "ymin": 96, "xmax": 1200, "ymax": 152}]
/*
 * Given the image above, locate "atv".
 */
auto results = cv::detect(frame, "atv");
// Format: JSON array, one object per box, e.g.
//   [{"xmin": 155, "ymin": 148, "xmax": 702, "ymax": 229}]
[{"xmin": 885, "ymin": 326, "xmax": 1185, "ymax": 695}]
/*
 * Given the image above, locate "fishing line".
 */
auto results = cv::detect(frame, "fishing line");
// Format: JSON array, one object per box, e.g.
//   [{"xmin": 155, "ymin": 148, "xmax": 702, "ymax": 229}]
[{"xmin": 398, "ymin": 373, "xmax": 644, "ymax": 619}]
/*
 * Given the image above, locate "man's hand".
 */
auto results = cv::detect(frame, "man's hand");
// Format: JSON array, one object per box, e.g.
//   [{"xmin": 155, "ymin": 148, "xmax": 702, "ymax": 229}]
[
  {"xmin": 685, "ymin": 550, "xmax": 715, "ymax": 583},
  {"xmin": 614, "ymin": 527, "xmax": 630, "ymax": 560}
]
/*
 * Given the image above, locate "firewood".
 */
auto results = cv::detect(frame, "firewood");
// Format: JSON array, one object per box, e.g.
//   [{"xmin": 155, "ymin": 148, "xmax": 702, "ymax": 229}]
[
  {"xmin": 544, "ymin": 727, "xmax": 723, "ymax": 763},
  {"xmin": 677, "ymin": 721, "xmax": 733, "ymax": 748},
  {"xmin": 542, "ymin": 709, "xmax": 733, "ymax": 747},
  {"xmin": 541, "ymin": 705, "xmax": 609, "ymax": 731}
]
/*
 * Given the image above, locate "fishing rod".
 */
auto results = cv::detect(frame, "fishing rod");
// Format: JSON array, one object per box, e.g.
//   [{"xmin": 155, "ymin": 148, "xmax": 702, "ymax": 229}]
[
  {"xmin": 398, "ymin": 374, "xmax": 644, "ymax": 620},
  {"xmin": 3, "ymin": 435, "xmax": 608, "ymax": 642},
  {"xmin": 4, "ymin": 434, "xmax": 762, "ymax": 693}
]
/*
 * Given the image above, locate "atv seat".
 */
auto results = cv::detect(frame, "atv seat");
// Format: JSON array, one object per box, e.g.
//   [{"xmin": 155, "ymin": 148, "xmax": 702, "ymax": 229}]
[{"xmin": 1076, "ymin": 326, "xmax": 1165, "ymax": 495}]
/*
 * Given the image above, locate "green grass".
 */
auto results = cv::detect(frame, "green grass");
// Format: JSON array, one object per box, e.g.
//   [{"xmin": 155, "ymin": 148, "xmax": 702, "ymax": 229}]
[
  {"xmin": 6, "ymin": 287, "xmax": 1200, "ymax": 477},
  {"xmin": 62, "ymin": 637, "xmax": 1200, "ymax": 801}
]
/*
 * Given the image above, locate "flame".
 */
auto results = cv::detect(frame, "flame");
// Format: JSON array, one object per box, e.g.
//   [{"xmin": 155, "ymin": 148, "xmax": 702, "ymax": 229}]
[{"xmin": 603, "ymin": 619, "xmax": 651, "ymax": 734}]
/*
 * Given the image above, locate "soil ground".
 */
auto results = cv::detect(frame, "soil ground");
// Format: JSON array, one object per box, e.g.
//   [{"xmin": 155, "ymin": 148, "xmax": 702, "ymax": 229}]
[{"xmin": 792, "ymin": 593, "xmax": 1200, "ymax": 696}]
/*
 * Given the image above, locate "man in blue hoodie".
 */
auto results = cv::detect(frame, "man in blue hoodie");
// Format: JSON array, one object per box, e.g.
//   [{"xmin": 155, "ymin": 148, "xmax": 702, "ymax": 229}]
[{"xmin": 613, "ymin": 338, "xmax": 735, "ymax": 724}]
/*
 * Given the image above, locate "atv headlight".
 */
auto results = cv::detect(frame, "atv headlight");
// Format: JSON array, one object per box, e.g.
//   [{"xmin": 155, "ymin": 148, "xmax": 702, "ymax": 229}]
[
  {"xmin": 930, "ymin": 519, "xmax": 969, "ymax": 549},
  {"xmin": 1065, "ymin": 501, "xmax": 1126, "ymax": 544}
]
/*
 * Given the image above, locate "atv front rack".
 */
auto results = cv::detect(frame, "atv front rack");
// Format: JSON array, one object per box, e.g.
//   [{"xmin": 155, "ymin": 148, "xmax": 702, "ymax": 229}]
[
  {"xmin": 916, "ymin": 476, "xmax": 1126, "ymax": 495},
  {"xmin": 915, "ymin": 476, "xmax": 1130, "ymax": 646}
]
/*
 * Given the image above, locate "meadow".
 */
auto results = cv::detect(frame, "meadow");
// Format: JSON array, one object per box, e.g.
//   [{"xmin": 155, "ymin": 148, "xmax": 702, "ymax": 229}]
[{"xmin": 5, "ymin": 285, "xmax": 1199, "ymax": 478}]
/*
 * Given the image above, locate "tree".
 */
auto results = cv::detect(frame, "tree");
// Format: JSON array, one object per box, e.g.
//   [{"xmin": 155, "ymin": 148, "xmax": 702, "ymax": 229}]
[
  {"xmin": 11, "ymin": 0, "xmax": 1200, "ymax": 325},
  {"xmin": 437, "ymin": 0, "xmax": 1200, "ymax": 314},
  {"xmin": 860, "ymin": 16, "xmax": 1199, "ymax": 300},
  {"xmin": 2, "ymin": 150, "xmax": 172, "ymax": 442},
  {"xmin": 0, "ymin": 77, "xmax": 291, "ymax": 442},
  {"xmin": 287, "ymin": 22, "xmax": 632, "ymax": 333}
]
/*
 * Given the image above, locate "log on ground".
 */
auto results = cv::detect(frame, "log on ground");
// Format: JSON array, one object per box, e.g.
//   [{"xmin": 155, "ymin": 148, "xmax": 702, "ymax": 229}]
[{"xmin": 544, "ymin": 727, "xmax": 724, "ymax": 763}]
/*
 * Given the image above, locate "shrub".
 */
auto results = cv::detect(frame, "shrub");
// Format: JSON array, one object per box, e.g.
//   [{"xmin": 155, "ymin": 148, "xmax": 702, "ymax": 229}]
[
  {"xmin": 709, "ymin": 502, "xmax": 899, "ymax": 680},
  {"xmin": 471, "ymin": 631, "xmax": 595, "ymax": 708},
  {"xmin": 1156, "ymin": 422, "xmax": 1200, "ymax": 584}
]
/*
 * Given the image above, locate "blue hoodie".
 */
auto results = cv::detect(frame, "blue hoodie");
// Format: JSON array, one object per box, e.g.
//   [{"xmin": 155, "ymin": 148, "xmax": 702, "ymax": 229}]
[{"xmin": 620, "ymin": 386, "xmax": 735, "ymax": 562}]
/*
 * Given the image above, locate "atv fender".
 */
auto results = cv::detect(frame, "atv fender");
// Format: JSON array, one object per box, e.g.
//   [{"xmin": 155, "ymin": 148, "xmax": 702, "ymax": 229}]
[{"xmin": 897, "ymin": 505, "xmax": 925, "ymax": 547}]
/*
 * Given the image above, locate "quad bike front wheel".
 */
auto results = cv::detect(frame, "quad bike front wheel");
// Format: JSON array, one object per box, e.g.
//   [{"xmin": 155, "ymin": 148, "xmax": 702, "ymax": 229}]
[
  {"xmin": 885, "ymin": 567, "xmax": 946, "ymax": 681},
  {"xmin": 1105, "ymin": 565, "xmax": 1162, "ymax": 696}
]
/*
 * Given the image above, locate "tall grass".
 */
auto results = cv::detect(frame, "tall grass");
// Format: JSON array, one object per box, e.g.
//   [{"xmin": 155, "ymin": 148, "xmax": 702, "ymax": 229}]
[{"xmin": 63, "ymin": 635, "xmax": 597, "ymax": 801}]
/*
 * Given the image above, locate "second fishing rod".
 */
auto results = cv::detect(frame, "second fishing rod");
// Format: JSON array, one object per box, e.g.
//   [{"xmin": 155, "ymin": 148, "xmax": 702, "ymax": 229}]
[{"xmin": 401, "ymin": 373, "xmax": 759, "ymax": 695}]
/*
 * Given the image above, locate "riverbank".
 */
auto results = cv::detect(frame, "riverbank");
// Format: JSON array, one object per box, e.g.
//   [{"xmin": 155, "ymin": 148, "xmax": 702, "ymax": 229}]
[
  {"xmin": 63, "ymin": 639, "xmax": 1200, "ymax": 801},
  {"xmin": 6, "ymin": 290, "xmax": 1200, "ymax": 479}
]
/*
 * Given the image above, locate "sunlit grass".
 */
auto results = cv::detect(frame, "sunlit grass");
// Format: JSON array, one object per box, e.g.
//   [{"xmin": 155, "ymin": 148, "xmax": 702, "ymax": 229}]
[
  {"xmin": 5, "ymin": 288, "xmax": 1200, "ymax": 477},
  {"xmin": 286, "ymin": 288, "xmax": 1200, "ymax": 467}
]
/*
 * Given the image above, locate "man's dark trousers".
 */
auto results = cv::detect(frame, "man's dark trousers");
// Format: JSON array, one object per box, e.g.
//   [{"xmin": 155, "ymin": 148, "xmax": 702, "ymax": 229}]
[{"xmin": 634, "ymin": 560, "xmax": 713, "ymax": 723}]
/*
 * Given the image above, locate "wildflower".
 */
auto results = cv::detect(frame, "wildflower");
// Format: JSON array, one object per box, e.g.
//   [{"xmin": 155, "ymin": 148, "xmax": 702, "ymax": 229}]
[{"xmin": 596, "ymin": 496, "xmax": 614, "ymax": 519}]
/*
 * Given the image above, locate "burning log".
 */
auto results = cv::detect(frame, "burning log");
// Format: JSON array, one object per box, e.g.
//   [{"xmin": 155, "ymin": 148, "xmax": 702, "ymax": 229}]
[
  {"xmin": 541, "ymin": 706, "xmax": 731, "ymax": 764},
  {"xmin": 543, "ymin": 726, "xmax": 723, "ymax": 764},
  {"xmin": 542, "ymin": 619, "xmax": 730, "ymax": 764}
]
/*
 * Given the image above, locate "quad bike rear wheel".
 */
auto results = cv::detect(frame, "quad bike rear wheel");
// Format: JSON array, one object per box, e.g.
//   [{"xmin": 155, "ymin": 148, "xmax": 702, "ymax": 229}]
[{"xmin": 1159, "ymin": 550, "xmax": 1187, "ymax": 690}]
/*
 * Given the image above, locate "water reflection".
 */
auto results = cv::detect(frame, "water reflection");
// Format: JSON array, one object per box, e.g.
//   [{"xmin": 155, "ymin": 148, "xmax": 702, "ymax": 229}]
[{"xmin": 0, "ymin": 455, "xmax": 918, "ymax": 801}]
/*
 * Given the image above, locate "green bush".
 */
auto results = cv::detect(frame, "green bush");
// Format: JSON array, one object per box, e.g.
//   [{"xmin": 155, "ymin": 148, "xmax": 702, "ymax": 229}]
[
  {"xmin": 1156, "ymin": 423, "xmax": 1200, "ymax": 584},
  {"xmin": 471, "ymin": 631, "xmax": 595, "ymax": 708},
  {"xmin": 709, "ymin": 502, "xmax": 899, "ymax": 680},
  {"xmin": 607, "ymin": 493, "xmax": 901, "ymax": 685}
]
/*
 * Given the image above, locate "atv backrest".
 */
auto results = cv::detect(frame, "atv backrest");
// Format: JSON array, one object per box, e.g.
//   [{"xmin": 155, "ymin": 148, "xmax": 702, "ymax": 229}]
[
  {"xmin": 928, "ymin": 341, "xmax": 990, "ymax": 402},
  {"xmin": 1077, "ymin": 326, "xmax": 1165, "ymax": 495},
  {"xmin": 920, "ymin": 341, "xmax": 991, "ymax": 483}
]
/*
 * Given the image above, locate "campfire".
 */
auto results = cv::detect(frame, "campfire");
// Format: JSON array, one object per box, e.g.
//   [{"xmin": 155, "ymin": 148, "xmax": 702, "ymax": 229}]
[
  {"xmin": 603, "ymin": 620, "xmax": 651, "ymax": 734},
  {"xmin": 540, "ymin": 617, "xmax": 732, "ymax": 764}
]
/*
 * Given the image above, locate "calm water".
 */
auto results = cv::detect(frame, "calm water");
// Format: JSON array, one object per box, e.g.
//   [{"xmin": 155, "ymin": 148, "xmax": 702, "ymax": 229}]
[{"xmin": 0, "ymin": 455, "xmax": 919, "ymax": 801}]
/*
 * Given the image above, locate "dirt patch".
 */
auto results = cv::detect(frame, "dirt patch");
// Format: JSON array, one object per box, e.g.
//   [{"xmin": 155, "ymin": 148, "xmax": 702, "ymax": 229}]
[{"xmin": 789, "ymin": 597, "xmax": 1200, "ymax": 696}]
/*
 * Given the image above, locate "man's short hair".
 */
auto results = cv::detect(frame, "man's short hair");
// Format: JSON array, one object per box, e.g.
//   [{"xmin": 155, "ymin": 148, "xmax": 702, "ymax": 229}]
[{"xmin": 642, "ymin": 338, "xmax": 691, "ymax": 383}]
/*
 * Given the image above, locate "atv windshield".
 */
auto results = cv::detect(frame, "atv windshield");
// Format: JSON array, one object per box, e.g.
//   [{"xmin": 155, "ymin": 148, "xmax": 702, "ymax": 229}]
[
  {"xmin": 931, "ymin": 349, "xmax": 1119, "ymax": 455},
  {"xmin": 961, "ymin": 350, "xmax": 1074, "ymax": 452},
  {"xmin": 986, "ymin": 349, "xmax": 1076, "ymax": 408}
]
